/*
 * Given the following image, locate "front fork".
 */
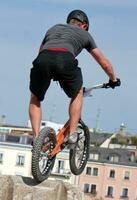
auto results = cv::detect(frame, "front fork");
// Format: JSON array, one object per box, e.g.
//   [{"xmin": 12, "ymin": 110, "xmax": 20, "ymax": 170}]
[
  {"xmin": 49, "ymin": 118, "xmax": 87, "ymax": 158},
  {"xmin": 49, "ymin": 120, "xmax": 70, "ymax": 158}
]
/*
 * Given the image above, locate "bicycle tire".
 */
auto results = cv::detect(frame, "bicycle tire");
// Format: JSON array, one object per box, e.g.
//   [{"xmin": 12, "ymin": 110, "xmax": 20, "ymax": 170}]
[
  {"xmin": 69, "ymin": 119, "xmax": 90, "ymax": 175},
  {"xmin": 31, "ymin": 127, "xmax": 57, "ymax": 183}
]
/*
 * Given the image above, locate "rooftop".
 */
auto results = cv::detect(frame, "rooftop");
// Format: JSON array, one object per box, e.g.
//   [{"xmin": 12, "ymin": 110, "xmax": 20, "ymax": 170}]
[
  {"xmin": 90, "ymin": 132, "xmax": 113, "ymax": 146},
  {"xmin": 89, "ymin": 146, "xmax": 137, "ymax": 167}
]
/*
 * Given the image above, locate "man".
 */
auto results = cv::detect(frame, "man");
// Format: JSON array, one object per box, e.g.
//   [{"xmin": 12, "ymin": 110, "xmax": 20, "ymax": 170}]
[{"xmin": 29, "ymin": 10, "xmax": 121, "ymax": 143}]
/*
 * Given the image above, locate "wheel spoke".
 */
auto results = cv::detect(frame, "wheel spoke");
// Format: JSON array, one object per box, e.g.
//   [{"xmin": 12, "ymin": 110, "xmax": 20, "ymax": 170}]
[
  {"xmin": 69, "ymin": 121, "xmax": 90, "ymax": 175},
  {"xmin": 39, "ymin": 139, "xmax": 54, "ymax": 174},
  {"xmin": 32, "ymin": 127, "xmax": 57, "ymax": 182},
  {"xmin": 74, "ymin": 139, "xmax": 85, "ymax": 168}
]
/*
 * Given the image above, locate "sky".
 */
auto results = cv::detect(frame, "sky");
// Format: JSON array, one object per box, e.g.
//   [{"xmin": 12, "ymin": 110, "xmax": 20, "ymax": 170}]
[{"xmin": 0, "ymin": 0, "xmax": 137, "ymax": 133}]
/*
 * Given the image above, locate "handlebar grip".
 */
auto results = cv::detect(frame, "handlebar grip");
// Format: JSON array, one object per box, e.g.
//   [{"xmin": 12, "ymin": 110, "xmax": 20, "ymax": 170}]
[
  {"xmin": 103, "ymin": 79, "xmax": 121, "ymax": 89},
  {"xmin": 102, "ymin": 83, "xmax": 111, "ymax": 89}
]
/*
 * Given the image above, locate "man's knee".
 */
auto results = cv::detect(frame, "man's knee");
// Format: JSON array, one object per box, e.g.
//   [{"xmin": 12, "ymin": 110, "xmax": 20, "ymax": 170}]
[
  {"xmin": 30, "ymin": 93, "xmax": 40, "ymax": 106},
  {"xmin": 74, "ymin": 87, "xmax": 83, "ymax": 98},
  {"xmin": 78, "ymin": 87, "xmax": 84, "ymax": 95}
]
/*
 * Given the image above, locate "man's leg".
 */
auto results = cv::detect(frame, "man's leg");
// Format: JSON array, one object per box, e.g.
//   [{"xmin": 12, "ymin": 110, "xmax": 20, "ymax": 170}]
[
  {"xmin": 69, "ymin": 87, "xmax": 83, "ymax": 135},
  {"xmin": 29, "ymin": 93, "xmax": 42, "ymax": 138}
]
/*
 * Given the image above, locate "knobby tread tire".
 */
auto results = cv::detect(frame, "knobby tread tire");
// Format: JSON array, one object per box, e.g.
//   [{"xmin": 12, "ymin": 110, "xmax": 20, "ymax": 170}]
[
  {"xmin": 69, "ymin": 119, "xmax": 90, "ymax": 175},
  {"xmin": 31, "ymin": 127, "xmax": 56, "ymax": 183}
]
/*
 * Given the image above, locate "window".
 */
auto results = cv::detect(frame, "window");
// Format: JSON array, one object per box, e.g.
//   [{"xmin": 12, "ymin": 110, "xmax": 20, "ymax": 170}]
[
  {"xmin": 89, "ymin": 153, "xmax": 99, "ymax": 160},
  {"xmin": 86, "ymin": 167, "xmax": 91, "ymax": 175},
  {"xmin": 0, "ymin": 133, "xmax": 7, "ymax": 142},
  {"xmin": 107, "ymin": 186, "xmax": 113, "ymax": 197},
  {"xmin": 0, "ymin": 153, "xmax": 3, "ymax": 164},
  {"xmin": 109, "ymin": 170, "xmax": 115, "ymax": 178},
  {"xmin": 92, "ymin": 168, "xmax": 98, "ymax": 176},
  {"xmin": 57, "ymin": 160, "xmax": 64, "ymax": 173},
  {"xmin": 16, "ymin": 154, "xmax": 25, "ymax": 166},
  {"xmin": 0, "ymin": 128, "xmax": 10, "ymax": 133},
  {"xmin": 19, "ymin": 136, "xmax": 28, "ymax": 144},
  {"xmin": 91, "ymin": 184, "xmax": 97, "ymax": 194},
  {"xmin": 124, "ymin": 171, "xmax": 130, "ymax": 180},
  {"xmin": 129, "ymin": 153, "xmax": 135, "ymax": 162},
  {"xmin": 108, "ymin": 154, "xmax": 119, "ymax": 163},
  {"xmin": 121, "ymin": 188, "xmax": 128, "ymax": 198},
  {"xmin": 84, "ymin": 184, "xmax": 90, "ymax": 193}
]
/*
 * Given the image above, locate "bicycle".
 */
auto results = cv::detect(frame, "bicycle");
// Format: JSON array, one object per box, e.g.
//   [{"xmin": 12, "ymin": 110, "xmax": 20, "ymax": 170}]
[{"xmin": 31, "ymin": 82, "xmax": 114, "ymax": 183}]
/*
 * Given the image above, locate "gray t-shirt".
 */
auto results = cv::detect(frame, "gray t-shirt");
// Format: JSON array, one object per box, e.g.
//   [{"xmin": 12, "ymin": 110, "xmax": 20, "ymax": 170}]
[{"xmin": 41, "ymin": 24, "xmax": 97, "ymax": 57}]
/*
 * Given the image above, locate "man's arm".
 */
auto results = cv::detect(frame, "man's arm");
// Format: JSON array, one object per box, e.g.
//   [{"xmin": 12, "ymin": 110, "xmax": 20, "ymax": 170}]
[{"xmin": 90, "ymin": 48, "xmax": 117, "ymax": 82}]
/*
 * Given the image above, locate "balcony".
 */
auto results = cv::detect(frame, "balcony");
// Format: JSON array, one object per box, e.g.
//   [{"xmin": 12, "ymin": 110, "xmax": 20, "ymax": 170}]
[{"xmin": 51, "ymin": 169, "xmax": 71, "ymax": 179}]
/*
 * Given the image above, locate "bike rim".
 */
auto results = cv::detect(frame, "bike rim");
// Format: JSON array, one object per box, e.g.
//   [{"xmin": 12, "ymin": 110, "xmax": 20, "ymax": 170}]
[
  {"xmin": 38, "ymin": 137, "xmax": 55, "ymax": 175},
  {"xmin": 74, "ymin": 137, "xmax": 87, "ymax": 169}
]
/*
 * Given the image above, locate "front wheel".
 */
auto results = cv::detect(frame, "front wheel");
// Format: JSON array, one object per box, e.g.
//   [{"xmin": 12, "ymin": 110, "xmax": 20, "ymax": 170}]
[
  {"xmin": 31, "ymin": 127, "xmax": 57, "ymax": 183},
  {"xmin": 69, "ymin": 119, "xmax": 90, "ymax": 175}
]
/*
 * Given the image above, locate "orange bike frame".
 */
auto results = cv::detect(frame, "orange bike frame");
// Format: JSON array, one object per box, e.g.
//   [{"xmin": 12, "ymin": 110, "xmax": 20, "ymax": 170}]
[{"xmin": 49, "ymin": 120, "xmax": 70, "ymax": 157}]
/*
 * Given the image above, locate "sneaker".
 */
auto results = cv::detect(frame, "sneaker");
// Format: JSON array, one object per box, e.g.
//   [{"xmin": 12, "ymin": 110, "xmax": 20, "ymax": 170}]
[{"xmin": 68, "ymin": 132, "xmax": 78, "ymax": 144}]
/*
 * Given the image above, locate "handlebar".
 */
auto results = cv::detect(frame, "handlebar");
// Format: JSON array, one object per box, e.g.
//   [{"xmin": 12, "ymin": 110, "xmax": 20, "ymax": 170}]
[{"xmin": 83, "ymin": 82, "xmax": 111, "ymax": 97}]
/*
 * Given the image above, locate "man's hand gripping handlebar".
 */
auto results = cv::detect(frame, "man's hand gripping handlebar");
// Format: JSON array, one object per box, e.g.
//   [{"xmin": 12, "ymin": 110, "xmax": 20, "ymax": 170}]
[{"xmin": 83, "ymin": 78, "xmax": 121, "ymax": 97}]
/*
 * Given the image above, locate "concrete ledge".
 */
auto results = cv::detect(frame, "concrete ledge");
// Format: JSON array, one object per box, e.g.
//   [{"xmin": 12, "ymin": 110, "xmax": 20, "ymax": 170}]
[{"xmin": 0, "ymin": 175, "xmax": 84, "ymax": 200}]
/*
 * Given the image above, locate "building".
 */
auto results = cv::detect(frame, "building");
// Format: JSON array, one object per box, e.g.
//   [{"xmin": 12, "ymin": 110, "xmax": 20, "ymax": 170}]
[
  {"xmin": 1, "ymin": 121, "xmax": 137, "ymax": 200},
  {"xmin": 0, "ymin": 124, "xmax": 32, "ymax": 135},
  {"xmin": 0, "ymin": 130, "xmax": 73, "ymax": 183},
  {"xmin": 90, "ymin": 132, "xmax": 115, "ymax": 148},
  {"xmin": 27, "ymin": 120, "xmax": 63, "ymax": 133},
  {"xmin": 78, "ymin": 147, "xmax": 137, "ymax": 200},
  {"xmin": 0, "ymin": 134, "xmax": 32, "ymax": 176}
]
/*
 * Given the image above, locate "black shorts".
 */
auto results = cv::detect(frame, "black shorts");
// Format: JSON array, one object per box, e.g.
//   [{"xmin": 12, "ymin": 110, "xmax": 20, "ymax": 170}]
[{"xmin": 29, "ymin": 50, "xmax": 83, "ymax": 101}]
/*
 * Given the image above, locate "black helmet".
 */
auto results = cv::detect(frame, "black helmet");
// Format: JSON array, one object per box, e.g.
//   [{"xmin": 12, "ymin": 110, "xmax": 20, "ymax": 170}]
[{"xmin": 67, "ymin": 10, "xmax": 89, "ymax": 31}]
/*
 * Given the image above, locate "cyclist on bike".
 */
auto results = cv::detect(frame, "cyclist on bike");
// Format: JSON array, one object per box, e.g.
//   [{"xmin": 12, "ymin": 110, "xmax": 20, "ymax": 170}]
[{"xmin": 29, "ymin": 10, "xmax": 121, "ymax": 144}]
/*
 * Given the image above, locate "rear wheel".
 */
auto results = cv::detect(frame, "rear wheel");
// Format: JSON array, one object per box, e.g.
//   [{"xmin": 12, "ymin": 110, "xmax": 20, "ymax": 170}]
[
  {"xmin": 31, "ymin": 127, "xmax": 56, "ymax": 183},
  {"xmin": 69, "ymin": 119, "xmax": 90, "ymax": 175}
]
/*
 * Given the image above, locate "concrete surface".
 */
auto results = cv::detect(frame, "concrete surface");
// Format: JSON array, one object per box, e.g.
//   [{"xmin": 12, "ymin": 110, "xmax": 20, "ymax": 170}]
[{"xmin": 0, "ymin": 175, "xmax": 84, "ymax": 200}]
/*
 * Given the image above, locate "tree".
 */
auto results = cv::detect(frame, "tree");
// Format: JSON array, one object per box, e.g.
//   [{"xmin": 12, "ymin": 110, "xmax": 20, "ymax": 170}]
[{"xmin": 131, "ymin": 136, "xmax": 137, "ymax": 145}]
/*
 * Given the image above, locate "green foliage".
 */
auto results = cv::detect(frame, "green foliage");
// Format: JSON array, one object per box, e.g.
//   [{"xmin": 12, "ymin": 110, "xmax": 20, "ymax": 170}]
[
  {"xmin": 131, "ymin": 136, "xmax": 137, "ymax": 145},
  {"xmin": 111, "ymin": 138, "xmax": 118, "ymax": 144},
  {"xmin": 111, "ymin": 134, "xmax": 137, "ymax": 146}
]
